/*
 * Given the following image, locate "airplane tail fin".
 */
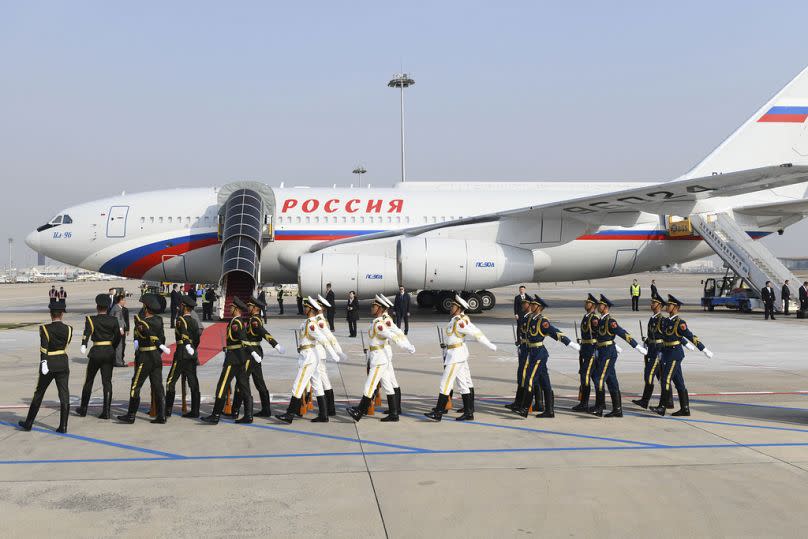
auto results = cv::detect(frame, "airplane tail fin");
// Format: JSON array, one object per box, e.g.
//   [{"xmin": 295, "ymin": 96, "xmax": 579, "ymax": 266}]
[{"xmin": 685, "ymin": 66, "xmax": 808, "ymax": 178}]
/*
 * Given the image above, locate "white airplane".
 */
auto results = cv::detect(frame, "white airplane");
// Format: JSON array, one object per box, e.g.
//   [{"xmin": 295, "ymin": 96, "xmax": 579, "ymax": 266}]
[{"xmin": 26, "ymin": 66, "xmax": 808, "ymax": 313}]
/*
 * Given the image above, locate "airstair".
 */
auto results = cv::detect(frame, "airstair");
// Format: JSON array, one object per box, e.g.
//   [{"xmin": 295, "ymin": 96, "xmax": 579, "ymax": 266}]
[
  {"xmin": 690, "ymin": 212, "xmax": 798, "ymax": 310},
  {"xmin": 216, "ymin": 182, "xmax": 275, "ymax": 319}
]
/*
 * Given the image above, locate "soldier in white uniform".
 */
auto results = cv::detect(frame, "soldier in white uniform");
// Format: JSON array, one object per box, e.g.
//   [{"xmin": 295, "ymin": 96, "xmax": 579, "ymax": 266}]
[
  {"xmin": 315, "ymin": 294, "xmax": 348, "ymax": 416},
  {"xmin": 377, "ymin": 294, "xmax": 415, "ymax": 417},
  {"xmin": 347, "ymin": 296, "xmax": 413, "ymax": 422},
  {"xmin": 275, "ymin": 297, "xmax": 339, "ymax": 424},
  {"xmin": 425, "ymin": 295, "xmax": 497, "ymax": 422}
]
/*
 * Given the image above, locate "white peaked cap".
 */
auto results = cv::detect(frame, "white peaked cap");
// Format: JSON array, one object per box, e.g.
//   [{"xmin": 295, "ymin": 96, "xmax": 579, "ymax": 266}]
[
  {"xmin": 316, "ymin": 294, "xmax": 332, "ymax": 308},
  {"xmin": 373, "ymin": 294, "xmax": 389, "ymax": 308},
  {"xmin": 305, "ymin": 296, "xmax": 322, "ymax": 311},
  {"xmin": 379, "ymin": 295, "xmax": 394, "ymax": 308},
  {"xmin": 453, "ymin": 294, "xmax": 470, "ymax": 310}
]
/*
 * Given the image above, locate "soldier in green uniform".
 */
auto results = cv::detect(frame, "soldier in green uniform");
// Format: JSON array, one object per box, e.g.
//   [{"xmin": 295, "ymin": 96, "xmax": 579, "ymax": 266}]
[
  {"xmin": 201, "ymin": 297, "xmax": 254, "ymax": 424},
  {"xmin": 19, "ymin": 300, "xmax": 72, "ymax": 433},
  {"xmin": 166, "ymin": 294, "xmax": 202, "ymax": 418},
  {"xmin": 118, "ymin": 294, "xmax": 170, "ymax": 424},
  {"xmin": 76, "ymin": 294, "xmax": 121, "ymax": 419},
  {"xmin": 632, "ymin": 291, "xmax": 666, "ymax": 409},
  {"xmin": 571, "ymin": 293, "xmax": 599, "ymax": 412}
]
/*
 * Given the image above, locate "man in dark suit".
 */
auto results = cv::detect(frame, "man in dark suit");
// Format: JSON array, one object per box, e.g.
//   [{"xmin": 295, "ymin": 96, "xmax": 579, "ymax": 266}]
[
  {"xmin": 393, "ymin": 286, "xmax": 411, "ymax": 335},
  {"xmin": 781, "ymin": 280, "xmax": 791, "ymax": 315},
  {"xmin": 170, "ymin": 284, "xmax": 181, "ymax": 328},
  {"xmin": 120, "ymin": 297, "xmax": 130, "ymax": 366},
  {"xmin": 325, "ymin": 283, "xmax": 336, "ymax": 330},
  {"xmin": 650, "ymin": 279, "xmax": 658, "ymax": 298},
  {"xmin": 800, "ymin": 281, "xmax": 808, "ymax": 313},
  {"xmin": 257, "ymin": 286, "xmax": 268, "ymax": 321},
  {"xmin": 513, "ymin": 285, "xmax": 528, "ymax": 319},
  {"xmin": 761, "ymin": 281, "xmax": 776, "ymax": 320},
  {"xmin": 346, "ymin": 291, "xmax": 359, "ymax": 337}
]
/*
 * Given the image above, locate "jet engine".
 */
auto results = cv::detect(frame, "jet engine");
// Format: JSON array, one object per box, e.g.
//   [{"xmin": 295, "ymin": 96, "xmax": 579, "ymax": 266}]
[
  {"xmin": 397, "ymin": 238, "xmax": 537, "ymax": 291},
  {"xmin": 298, "ymin": 253, "xmax": 398, "ymax": 297}
]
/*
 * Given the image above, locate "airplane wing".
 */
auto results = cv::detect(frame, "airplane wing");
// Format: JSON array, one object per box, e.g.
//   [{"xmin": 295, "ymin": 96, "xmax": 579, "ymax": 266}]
[
  {"xmin": 310, "ymin": 165, "xmax": 808, "ymax": 251},
  {"xmin": 733, "ymin": 197, "xmax": 808, "ymax": 216}
]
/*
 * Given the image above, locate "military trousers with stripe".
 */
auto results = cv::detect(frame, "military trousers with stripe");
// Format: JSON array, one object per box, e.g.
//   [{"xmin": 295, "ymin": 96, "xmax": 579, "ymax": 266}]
[
  {"xmin": 576, "ymin": 344, "xmax": 597, "ymax": 405},
  {"xmin": 659, "ymin": 348, "xmax": 687, "ymax": 404},
  {"xmin": 210, "ymin": 350, "xmax": 252, "ymax": 416},
  {"xmin": 128, "ymin": 352, "xmax": 164, "ymax": 416},
  {"xmin": 438, "ymin": 360, "xmax": 473, "ymax": 396},
  {"xmin": 363, "ymin": 361, "xmax": 395, "ymax": 399}
]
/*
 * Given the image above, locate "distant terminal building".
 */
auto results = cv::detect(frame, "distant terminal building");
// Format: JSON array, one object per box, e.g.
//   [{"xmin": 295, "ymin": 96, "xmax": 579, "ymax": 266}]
[{"xmin": 778, "ymin": 257, "xmax": 808, "ymax": 271}]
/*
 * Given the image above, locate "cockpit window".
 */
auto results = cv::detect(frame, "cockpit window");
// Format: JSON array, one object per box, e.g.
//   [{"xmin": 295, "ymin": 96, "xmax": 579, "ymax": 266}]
[
  {"xmin": 36, "ymin": 213, "xmax": 71, "ymax": 232},
  {"xmin": 51, "ymin": 215, "xmax": 63, "ymax": 225},
  {"xmin": 62, "ymin": 215, "xmax": 73, "ymax": 224}
]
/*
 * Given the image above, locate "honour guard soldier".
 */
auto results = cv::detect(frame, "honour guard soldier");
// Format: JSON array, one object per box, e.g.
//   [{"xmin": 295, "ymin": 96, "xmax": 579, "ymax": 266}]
[
  {"xmin": 632, "ymin": 291, "xmax": 666, "ymax": 409},
  {"xmin": 506, "ymin": 294, "xmax": 533, "ymax": 412},
  {"xmin": 166, "ymin": 294, "xmax": 202, "ymax": 418},
  {"xmin": 118, "ymin": 294, "xmax": 170, "ymax": 424},
  {"xmin": 315, "ymin": 294, "xmax": 348, "ymax": 416},
  {"xmin": 571, "ymin": 294, "xmax": 599, "ymax": 412},
  {"xmin": 275, "ymin": 297, "xmax": 339, "ymax": 423},
  {"xmin": 515, "ymin": 296, "xmax": 579, "ymax": 418},
  {"xmin": 377, "ymin": 294, "xmax": 415, "ymax": 417},
  {"xmin": 76, "ymin": 294, "xmax": 121, "ymax": 419},
  {"xmin": 201, "ymin": 297, "xmax": 254, "ymax": 424},
  {"xmin": 347, "ymin": 295, "xmax": 414, "ymax": 422},
  {"xmin": 651, "ymin": 295, "xmax": 714, "ymax": 416},
  {"xmin": 589, "ymin": 295, "xmax": 647, "ymax": 417},
  {"xmin": 19, "ymin": 301, "xmax": 72, "ymax": 433},
  {"xmin": 231, "ymin": 296, "xmax": 285, "ymax": 417},
  {"xmin": 425, "ymin": 295, "xmax": 497, "ymax": 422}
]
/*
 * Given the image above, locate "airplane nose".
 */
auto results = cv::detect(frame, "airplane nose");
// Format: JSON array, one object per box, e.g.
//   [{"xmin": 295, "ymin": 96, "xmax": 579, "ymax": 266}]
[{"xmin": 25, "ymin": 230, "xmax": 40, "ymax": 251}]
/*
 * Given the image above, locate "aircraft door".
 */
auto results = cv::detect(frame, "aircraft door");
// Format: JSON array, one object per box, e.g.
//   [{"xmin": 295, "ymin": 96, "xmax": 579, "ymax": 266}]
[
  {"xmin": 161, "ymin": 254, "xmax": 188, "ymax": 282},
  {"xmin": 610, "ymin": 249, "xmax": 637, "ymax": 276},
  {"xmin": 106, "ymin": 206, "xmax": 129, "ymax": 238}
]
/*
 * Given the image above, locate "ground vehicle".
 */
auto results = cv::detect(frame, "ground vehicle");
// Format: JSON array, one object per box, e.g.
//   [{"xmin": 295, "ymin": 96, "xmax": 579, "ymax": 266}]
[{"xmin": 701, "ymin": 269, "xmax": 762, "ymax": 313}]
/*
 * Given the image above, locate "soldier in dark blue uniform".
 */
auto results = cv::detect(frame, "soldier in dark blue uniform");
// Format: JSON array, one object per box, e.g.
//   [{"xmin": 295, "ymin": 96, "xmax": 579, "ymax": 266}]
[
  {"xmin": 118, "ymin": 294, "xmax": 169, "ymax": 424},
  {"xmin": 165, "ymin": 294, "xmax": 202, "ymax": 418},
  {"xmin": 515, "ymin": 296, "xmax": 579, "ymax": 418},
  {"xmin": 632, "ymin": 291, "xmax": 666, "ymax": 409},
  {"xmin": 571, "ymin": 293, "xmax": 599, "ymax": 412},
  {"xmin": 651, "ymin": 295, "xmax": 714, "ymax": 417},
  {"xmin": 589, "ymin": 295, "xmax": 647, "ymax": 417},
  {"xmin": 19, "ymin": 301, "xmax": 72, "ymax": 433},
  {"xmin": 76, "ymin": 294, "xmax": 121, "ymax": 419},
  {"xmin": 505, "ymin": 294, "xmax": 533, "ymax": 411}
]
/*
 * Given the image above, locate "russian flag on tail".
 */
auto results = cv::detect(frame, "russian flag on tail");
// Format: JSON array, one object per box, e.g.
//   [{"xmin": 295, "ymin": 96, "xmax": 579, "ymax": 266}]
[{"xmin": 757, "ymin": 106, "xmax": 808, "ymax": 123}]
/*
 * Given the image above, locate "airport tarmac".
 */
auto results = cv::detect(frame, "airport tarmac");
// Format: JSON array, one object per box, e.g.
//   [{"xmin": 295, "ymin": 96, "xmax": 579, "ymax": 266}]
[{"xmin": 2, "ymin": 273, "xmax": 808, "ymax": 538}]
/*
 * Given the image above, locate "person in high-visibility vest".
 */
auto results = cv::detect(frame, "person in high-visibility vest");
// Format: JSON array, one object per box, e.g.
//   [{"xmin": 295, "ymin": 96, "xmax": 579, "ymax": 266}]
[{"xmin": 630, "ymin": 279, "xmax": 641, "ymax": 311}]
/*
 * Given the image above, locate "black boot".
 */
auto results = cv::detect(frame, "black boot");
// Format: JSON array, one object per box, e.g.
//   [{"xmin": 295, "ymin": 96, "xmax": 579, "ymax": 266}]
[
  {"xmin": 117, "ymin": 397, "xmax": 140, "ymax": 423},
  {"xmin": 650, "ymin": 389, "xmax": 667, "ymax": 416},
  {"xmin": 255, "ymin": 388, "xmax": 272, "ymax": 417},
  {"xmin": 424, "ymin": 394, "xmax": 449, "ymax": 421},
  {"xmin": 17, "ymin": 420, "xmax": 32, "ymax": 431},
  {"xmin": 534, "ymin": 385, "xmax": 544, "ymax": 413},
  {"xmin": 589, "ymin": 390, "xmax": 605, "ymax": 417},
  {"xmin": 514, "ymin": 385, "xmax": 533, "ymax": 418},
  {"xmin": 632, "ymin": 383, "xmax": 653, "ymax": 409},
  {"xmin": 98, "ymin": 390, "xmax": 112, "ymax": 419},
  {"xmin": 347, "ymin": 396, "xmax": 372, "ymax": 422},
  {"xmin": 311, "ymin": 396, "xmax": 329, "ymax": 423},
  {"xmin": 605, "ymin": 388, "xmax": 623, "ymax": 417},
  {"xmin": 165, "ymin": 391, "xmax": 175, "ymax": 418},
  {"xmin": 536, "ymin": 389, "xmax": 554, "ymax": 418},
  {"xmin": 457, "ymin": 388, "xmax": 474, "ymax": 414},
  {"xmin": 394, "ymin": 387, "xmax": 402, "ymax": 415},
  {"xmin": 275, "ymin": 397, "xmax": 301, "ymax": 424},
  {"xmin": 456, "ymin": 392, "xmax": 474, "ymax": 421},
  {"xmin": 506, "ymin": 386, "xmax": 524, "ymax": 411},
  {"xmin": 572, "ymin": 385, "xmax": 590, "ymax": 412},
  {"xmin": 230, "ymin": 391, "xmax": 241, "ymax": 420},
  {"xmin": 236, "ymin": 396, "xmax": 254, "ymax": 423},
  {"xmin": 150, "ymin": 395, "xmax": 166, "ymax": 424},
  {"xmin": 201, "ymin": 397, "xmax": 223, "ymax": 424},
  {"xmin": 324, "ymin": 388, "xmax": 337, "ymax": 417},
  {"xmin": 56, "ymin": 400, "xmax": 69, "ymax": 433},
  {"xmin": 381, "ymin": 394, "xmax": 399, "ymax": 422},
  {"xmin": 672, "ymin": 389, "xmax": 690, "ymax": 416},
  {"xmin": 75, "ymin": 390, "xmax": 89, "ymax": 417},
  {"xmin": 183, "ymin": 390, "xmax": 200, "ymax": 418}
]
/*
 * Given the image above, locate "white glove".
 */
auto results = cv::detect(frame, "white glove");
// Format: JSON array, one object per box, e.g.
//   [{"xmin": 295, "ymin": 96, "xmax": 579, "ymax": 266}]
[
  {"xmin": 485, "ymin": 342, "xmax": 497, "ymax": 351},
  {"xmin": 133, "ymin": 340, "xmax": 139, "ymax": 353},
  {"xmin": 337, "ymin": 351, "xmax": 348, "ymax": 362},
  {"xmin": 80, "ymin": 345, "xmax": 87, "ymax": 355},
  {"xmin": 685, "ymin": 341, "xmax": 696, "ymax": 351},
  {"xmin": 635, "ymin": 345, "xmax": 648, "ymax": 356},
  {"xmin": 40, "ymin": 360, "xmax": 48, "ymax": 375},
  {"xmin": 159, "ymin": 344, "xmax": 171, "ymax": 354},
  {"xmin": 568, "ymin": 342, "xmax": 581, "ymax": 352},
  {"xmin": 251, "ymin": 351, "xmax": 262, "ymax": 363},
  {"xmin": 615, "ymin": 345, "xmax": 623, "ymax": 354},
  {"xmin": 274, "ymin": 343, "xmax": 286, "ymax": 355},
  {"xmin": 703, "ymin": 348, "xmax": 714, "ymax": 359},
  {"xmin": 407, "ymin": 344, "xmax": 416, "ymax": 354},
  {"xmin": 185, "ymin": 344, "xmax": 195, "ymax": 355},
  {"xmin": 331, "ymin": 352, "xmax": 341, "ymax": 362}
]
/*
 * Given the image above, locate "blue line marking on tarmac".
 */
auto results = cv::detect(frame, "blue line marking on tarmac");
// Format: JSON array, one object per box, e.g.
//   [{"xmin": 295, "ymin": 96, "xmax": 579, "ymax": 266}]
[
  {"xmin": 236, "ymin": 421, "xmax": 429, "ymax": 452},
  {"xmin": 623, "ymin": 411, "xmax": 808, "ymax": 434},
  {"xmin": 0, "ymin": 420, "xmax": 185, "ymax": 459},
  {"xmin": 690, "ymin": 398, "xmax": 808, "ymax": 412},
  {"xmin": 399, "ymin": 413, "xmax": 665, "ymax": 447}
]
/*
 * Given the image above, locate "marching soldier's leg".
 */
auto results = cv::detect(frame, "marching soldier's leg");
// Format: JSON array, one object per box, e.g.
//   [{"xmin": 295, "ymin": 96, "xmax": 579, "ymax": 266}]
[
  {"xmin": 455, "ymin": 362, "xmax": 474, "ymax": 421},
  {"xmin": 572, "ymin": 352, "xmax": 594, "ymax": 412},
  {"xmin": 604, "ymin": 360, "xmax": 623, "ymax": 417},
  {"xmin": 589, "ymin": 357, "xmax": 610, "ymax": 417},
  {"xmin": 202, "ymin": 361, "xmax": 235, "ymax": 423},
  {"xmin": 516, "ymin": 353, "xmax": 540, "ymax": 418},
  {"xmin": 632, "ymin": 355, "xmax": 657, "ymax": 409},
  {"xmin": 118, "ymin": 361, "xmax": 147, "ymax": 423},
  {"xmin": 77, "ymin": 357, "xmax": 100, "ymax": 416},
  {"xmin": 19, "ymin": 372, "xmax": 52, "ymax": 431},
  {"xmin": 276, "ymin": 363, "xmax": 313, "ymax": 424},
  {"xmin": 165, "ymin": 358, "xmax": 180, "ymax": 418},
  {"xmin": 252, "ymin": 361, "xmax": 272, "ymax": 417},
  {"xmin": 424, "ymin": 363, "xmax": 459, "ymax": 421},
  {"xmin": 55, "ymin": 370, "xmax": 70, "ymax": 433},
  {"xmin": 536, "ymin": 361, "xmax": 554, "ymax": 418},
  {"xmin": 234, "ymin": 363, "xmax": 254, "ymax": 424},
  {"xmin": 379, "ymin": 368, "xmax": 399, "ymax": 422},
  {"xmin": 507, "ymin": 351, "xmax": 527, "ymax": 411},
  {"xmin": 348, "ymin": 364, "xmax": 383, "ymax": 421},
  {"xmin": 652, "ymin": 359, "xmax": 675, "ymax": 416},
  {"xmin": 670, "ymin": 364, "xmax": 690, "ymax": 416},
  {"xmin": 149, "ymin": 362, "xmax": 166, "ymax": 424},
  {"xmin": 182, "ymin": 362, "xmax": 201, "ymax": 418},
  {"xmin": 98, "ymin": 359, "xmax": 113, "ymax": 419}
]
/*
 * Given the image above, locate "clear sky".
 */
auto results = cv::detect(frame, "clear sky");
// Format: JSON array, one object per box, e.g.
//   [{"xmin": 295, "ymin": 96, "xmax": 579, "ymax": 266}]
[{"xmin": 2, "ymin": 1, "xmax": 808, "ymax": 267}]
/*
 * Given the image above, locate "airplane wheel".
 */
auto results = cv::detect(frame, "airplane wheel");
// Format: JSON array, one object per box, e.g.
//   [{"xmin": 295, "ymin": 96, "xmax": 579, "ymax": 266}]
[
  {"xmin": 437, "ymin": 291, "xmax": 454, "ymax": 314},
  {"xmin": 464, "ymin": 292, "xmax": 483, "ymax": 314},
  {"xmin": 478, "ymin": 290, "xmax": 496, "ymax": 310},
  {"xmin": 416, "ymin": 290, "xmax": 435, "ymax": 308}
]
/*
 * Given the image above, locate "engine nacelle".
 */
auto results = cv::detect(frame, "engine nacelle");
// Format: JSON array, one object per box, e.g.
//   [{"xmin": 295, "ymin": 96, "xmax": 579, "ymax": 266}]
[
  {"xmin": 298, "ymin": 253, "xmax": 398, "ymax": 297},
  {"xmin": 397, "ymin": 238, "xmax": 536, "ymax": 291}
]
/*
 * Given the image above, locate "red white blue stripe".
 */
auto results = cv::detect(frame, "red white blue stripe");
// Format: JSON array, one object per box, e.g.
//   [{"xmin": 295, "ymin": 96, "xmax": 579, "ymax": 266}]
[{"xmin": 757, "ymin": 106, "xmax": 808, "ymax": 123}]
